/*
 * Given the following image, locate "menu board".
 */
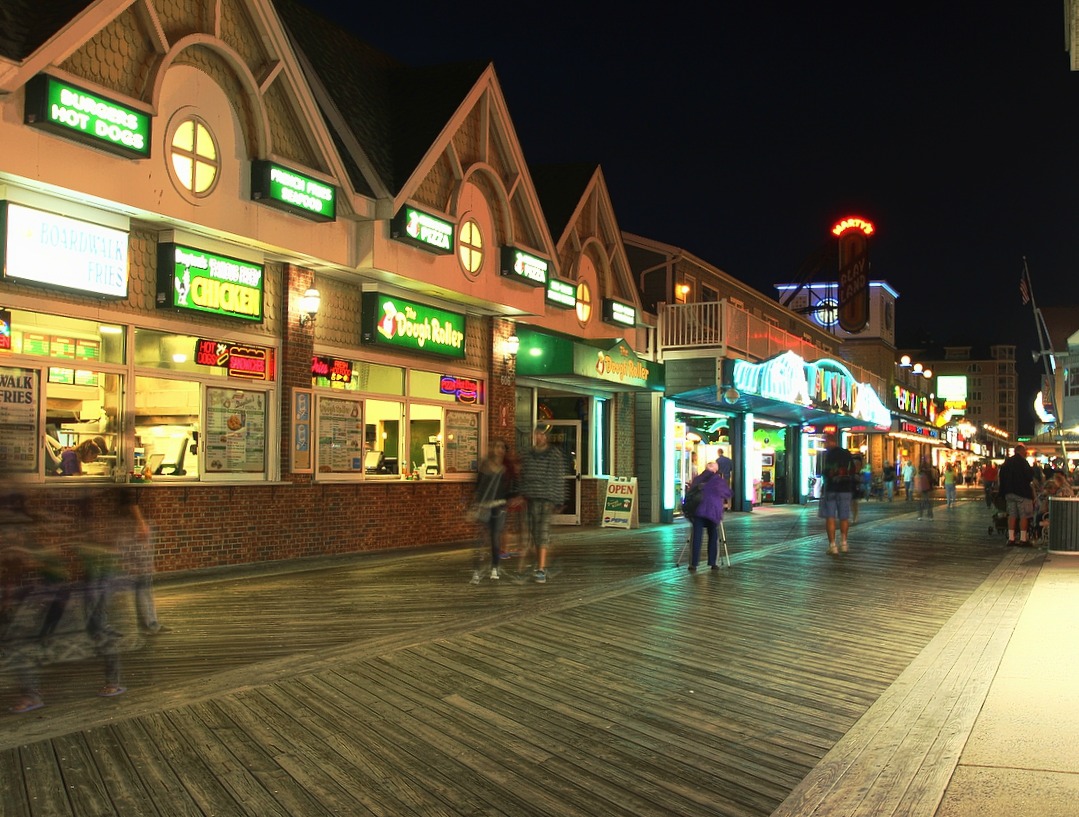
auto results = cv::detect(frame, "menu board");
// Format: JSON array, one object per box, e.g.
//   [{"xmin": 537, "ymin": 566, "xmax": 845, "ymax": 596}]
[
  {"xmin": 443, "ymin": 409, "xmax": 480, "ymax": 473},
  {"xmin": 0, "ymin": 366, "xmax": 39, "ymax": 473},
  {"xmin": 316, "ymin": 397, "xmax": 364, "ymax": 473},
  {"xmin": 23, "ymin": 334, "xmax": 48, "ymax": 356},
  {"xmin": 51, "ymin": 336, "xmax": 76, "ymax": 359},
  {"xmin": 204, "ymin": 387, "xmax": 266, "ymax": 473},
  {"xmin": 76, "ymin": 339, "xmax": 101, "ymax": 361}
]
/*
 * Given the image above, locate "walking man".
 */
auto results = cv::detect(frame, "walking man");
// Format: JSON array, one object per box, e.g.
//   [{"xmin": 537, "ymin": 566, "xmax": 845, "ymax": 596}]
[
  {"xmin": 902, "ymin": 459, "xmax": 915, "ymax": 501},
  {"xmin": 519, "ymin": 427, "xmax": 568, "ymax": 583},
  {"xmin": 819, "ymin": 433, "xmax": 854, "ymax": 555}
]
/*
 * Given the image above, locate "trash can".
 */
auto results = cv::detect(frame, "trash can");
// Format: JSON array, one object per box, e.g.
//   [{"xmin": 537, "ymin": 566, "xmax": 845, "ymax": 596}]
[{"xmin": 1048, "ymin": 496, "xmax": 1079, "ymax": 553}]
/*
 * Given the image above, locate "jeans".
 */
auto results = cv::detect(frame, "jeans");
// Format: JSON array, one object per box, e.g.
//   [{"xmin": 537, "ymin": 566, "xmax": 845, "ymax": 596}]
[
  {"xmin": 904, "ymin": 481, "xmax": 913, "ymax": 501},
  {"xmin": 945, "ymin": 484, "xmax": 957, "ymax": 508},
  {"xmin": 885, "ymin": 481, "xmax": 894, "ymax": 501},
  {"xmin": 690, "ymin": 516, "xmax": 719, "ymax": 567},
  {"xmin": 484, "ymin": 507, "xmax": 507, "ymax": 569}
]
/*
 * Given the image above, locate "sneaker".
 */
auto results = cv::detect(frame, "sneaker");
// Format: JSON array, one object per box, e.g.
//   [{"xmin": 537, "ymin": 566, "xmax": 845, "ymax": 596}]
[
  {"xmin": 490, "ymin": 568, "xmax": 499, "ymax": 580},
  {"xmin": 534, "ymin": 569, "xmax": 547, "ymax": 584},
  {"xmin": 827, "ymin": 544, "xmax": 839, "ymax": 555},
  {"xmin": 469, "ymin": 571, "xmax": 481, "ymax": 585}
]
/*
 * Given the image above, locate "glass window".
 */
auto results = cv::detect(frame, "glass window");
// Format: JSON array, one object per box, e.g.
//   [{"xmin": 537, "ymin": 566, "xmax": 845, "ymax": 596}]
[
  {"xmin": 458, "ymin": 217, "xmax": 484, "ymax": 277},
  {"xmin": 1, "ymin": 366, "xmax": 41, "ymax": 475},
  {"xmin": 169, "ymin": 116, "xmax": 219, "ymax": 197},
  {"xmin": 310, "ymin": 360, "xmax": 482, "ymax": 479},
  {"xmin": 576, "ymin": 281, "xmax": 592, "ymax": 325},
  {"xmin": 315, "ymin": 395, "xmax": 364, "ymax": 474}
]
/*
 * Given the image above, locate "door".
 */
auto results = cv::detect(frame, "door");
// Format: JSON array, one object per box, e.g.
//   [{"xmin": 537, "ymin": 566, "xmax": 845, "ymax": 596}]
[{"xmin": 546, "ymin": 420, "xmax": 581, "ymax": 525}]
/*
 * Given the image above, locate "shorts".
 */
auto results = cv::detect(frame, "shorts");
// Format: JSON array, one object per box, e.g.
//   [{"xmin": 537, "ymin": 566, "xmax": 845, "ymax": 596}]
[
  {"xmin": 1005, "ymin": 493, "xmax": 1034, "ymax": 519},
  {"xmin": 818, "ymin": 491, "xmax": 852, "ymax": 520}
]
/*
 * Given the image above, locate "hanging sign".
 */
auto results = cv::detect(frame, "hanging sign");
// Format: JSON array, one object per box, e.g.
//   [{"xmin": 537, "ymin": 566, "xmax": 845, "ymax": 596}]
[
  {"xmin": 601, "ymin": 298, "xmax": 636, "ymax": 327},
  {"xmin": 251, "ymin": 160, "xmax": 336, "ymax": 221},
  {"xmin": 390, "ymin": 205, "xmax": 454, "ymax": 254},
  {"xmin": 0, "ymin": 310, "xmax": 11, "ymax": 351},
  {"xmin": 157, "ymin": 243, "xmax": 264, "ymax": 321},
  {"xmin": 601, "ymin": 476, "xmax": 638, "ymax": 529},
  {"xmin": 500, "ymin": 246, "xmax": 548, "ymax": 287},
  {"xmin": 546, "ymin": 277, "xmax": 577, "ymax": 309},
  {"xmin": 24, "ymin": 74, "xmax": 151, "ymax": 159},
  {"xmin": 361, "ymin": 293, "xmax": 466, "ymax": 358}
]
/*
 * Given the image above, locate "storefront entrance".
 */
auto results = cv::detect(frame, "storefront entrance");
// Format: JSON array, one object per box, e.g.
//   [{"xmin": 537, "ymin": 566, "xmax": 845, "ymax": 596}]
[{"xmin": 546, "ymin": 420, "xmax": 581, "ymax": 525}]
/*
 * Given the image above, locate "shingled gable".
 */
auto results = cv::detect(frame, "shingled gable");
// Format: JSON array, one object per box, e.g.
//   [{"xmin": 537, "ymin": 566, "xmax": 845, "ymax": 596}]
[
  {"xmin": 3, "ymin": 0, "xmax": 352, "ymax": 213},
  {"xmin": 532, "ymin": 162, "xmax": 642, "ymax": 310},
  {"xmin": 274, "ymin": 0, "xmax": 488, "ymax": 200}
]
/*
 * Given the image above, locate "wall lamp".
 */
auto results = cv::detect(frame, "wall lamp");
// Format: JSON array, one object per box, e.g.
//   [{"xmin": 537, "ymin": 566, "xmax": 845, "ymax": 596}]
[
  {"xmin": 298, "ymin": 288, "xmax": 321, "ymax": 327},
  {"xmin": 502, "ymin": 334, "xmax": 520, "ymax": 362}
]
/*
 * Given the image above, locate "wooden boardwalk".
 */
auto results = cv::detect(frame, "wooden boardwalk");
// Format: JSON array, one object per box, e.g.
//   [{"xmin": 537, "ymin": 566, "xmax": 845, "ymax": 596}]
[{"xmin": 0, "ymin": 493, "xmax": 1040, "ymax": 816}]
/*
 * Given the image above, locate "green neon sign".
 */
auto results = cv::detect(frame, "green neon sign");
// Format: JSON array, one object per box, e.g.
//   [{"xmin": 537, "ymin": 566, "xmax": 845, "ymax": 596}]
[
  {"xmin": 156, "ymin": 243, "xmax": 264, "ymax": 322},
  {"xmin": 546, "ymin": 277, "xmax": 577, "ymax": 309},
  {"xmin": 390, "ymin": 205, "xmax": 455, "ymax": 254},
  {"xmin": 500, "ymin": 246, "xmax": 548, "ymax": 287},
  {"xmin": 24, "ymin": 74, "xmax": 151, "ymax": 159},
  {"xmin": 251, "ymin": 160, "xmax": 336, "ymax": 221},
  {"xmin": 361, "ymin": 293, "xmax": 465, "ymax": 358}
]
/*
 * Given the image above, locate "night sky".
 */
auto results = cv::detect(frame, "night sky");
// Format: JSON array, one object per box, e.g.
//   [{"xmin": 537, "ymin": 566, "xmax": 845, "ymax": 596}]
[{"xmin": 289, "ymin": 1, "xmax": 1079, "ymax": 431}]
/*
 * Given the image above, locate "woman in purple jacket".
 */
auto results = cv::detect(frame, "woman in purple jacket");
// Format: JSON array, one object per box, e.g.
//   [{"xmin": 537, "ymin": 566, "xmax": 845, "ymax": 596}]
[{"xmin": 686, "ymin": 460, "xmax": 734, "ymax": 571}]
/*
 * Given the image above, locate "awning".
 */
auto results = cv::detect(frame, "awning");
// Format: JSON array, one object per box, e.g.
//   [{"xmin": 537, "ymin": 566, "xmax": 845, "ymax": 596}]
[{"xmin": 516, "ymin": 327, "xmax": 664, "ymax": 392}]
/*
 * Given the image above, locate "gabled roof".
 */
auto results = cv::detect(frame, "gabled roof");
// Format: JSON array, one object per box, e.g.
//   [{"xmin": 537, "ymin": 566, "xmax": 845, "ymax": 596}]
[
  {"xmin": 273, "ymin": 0, "xmax": 487, "ymax": 199},
  {"xmin": 531, "ymin": 163, "xmax": 600, "ymax": 243},
  {"xmin": 0, "ymin": 0, "xmax": 92, "ymax": 61},
  {"xmin": 1040, "ymin": 306, "xmax": 1079, "ymax": 351}
]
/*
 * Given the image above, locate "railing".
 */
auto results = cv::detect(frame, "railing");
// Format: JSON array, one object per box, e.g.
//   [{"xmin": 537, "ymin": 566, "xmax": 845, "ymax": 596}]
[{"xmin": 656, "ymin": 300, "xmax": 886, "ymax": 396}]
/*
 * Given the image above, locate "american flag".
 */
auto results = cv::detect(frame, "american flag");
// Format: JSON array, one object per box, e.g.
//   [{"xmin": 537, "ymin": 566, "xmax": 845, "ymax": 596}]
[{"xmin": 1020, "ymin": 274, "xmax": 1030, "ymax": 306}]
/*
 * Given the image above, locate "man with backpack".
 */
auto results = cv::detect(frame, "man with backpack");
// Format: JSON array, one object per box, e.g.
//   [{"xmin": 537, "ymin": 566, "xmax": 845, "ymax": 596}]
[{"xmin": 820, "ymin": 433, "xmax": 854, "ymax": 555}]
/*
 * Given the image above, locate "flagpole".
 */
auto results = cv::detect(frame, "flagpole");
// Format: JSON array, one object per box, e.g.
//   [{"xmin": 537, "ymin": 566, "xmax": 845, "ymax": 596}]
[{"xmin": 1022, "ymin": 257, "xmax": 1068, "ymax": 471}]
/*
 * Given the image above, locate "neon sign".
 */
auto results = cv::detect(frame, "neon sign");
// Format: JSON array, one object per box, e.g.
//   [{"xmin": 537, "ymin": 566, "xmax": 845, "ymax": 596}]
[
  {"xmin": 732, "ymin": 351, "xmax": 891, "ymax": 427},
  {"xmin": 390, "ymin": 205, "xmax": 454, "ymax": 254},
  {"xmin": 24, "ymin": 74, "xmax": 151, "ymax": 159},
  {"xmin": 832, "ymin": 216, "xmax": 875, "ymax": 237}
]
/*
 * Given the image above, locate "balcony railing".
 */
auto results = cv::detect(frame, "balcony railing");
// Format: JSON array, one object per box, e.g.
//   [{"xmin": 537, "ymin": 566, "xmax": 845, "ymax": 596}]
[{"xmin": 657, "ymin": 300, "xmax": 886, "ymax": 397}]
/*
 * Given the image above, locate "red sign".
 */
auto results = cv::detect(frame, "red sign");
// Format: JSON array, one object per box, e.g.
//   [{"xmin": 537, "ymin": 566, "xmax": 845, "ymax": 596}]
[
  {"xmin": 311, "ymin": 356, "xmax": 353, "ymax": 383},
  {"xmin": 195, "ymin": 339, "xmax": 274, "ymax": 380},
  {"xmin": 0, "ymin": 309, "xmax": 11, "ymax": 351},
  {"xmin": 835, "ymin": 216, "xmax": 871, "ymax": 333},
  {"xmin": 440, "ymin": 374, "xmax": 483, "ymax": 404}
]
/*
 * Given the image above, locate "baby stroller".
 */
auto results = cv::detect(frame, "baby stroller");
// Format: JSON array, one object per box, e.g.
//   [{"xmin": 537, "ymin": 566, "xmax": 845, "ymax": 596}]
[{"xmin": 988, "ymin": 492, "xmax": 1008, "ymax": 536}]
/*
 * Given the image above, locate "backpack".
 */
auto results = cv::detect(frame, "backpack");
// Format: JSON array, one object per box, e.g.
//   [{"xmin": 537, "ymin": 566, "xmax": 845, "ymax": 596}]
[{"xmin": 681, "ymin": 472, "xmax": 713, "ymax": 517}]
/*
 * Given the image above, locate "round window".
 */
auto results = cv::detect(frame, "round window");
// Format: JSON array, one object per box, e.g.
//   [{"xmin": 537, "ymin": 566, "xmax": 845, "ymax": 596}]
[
  {"xmin": 168, "ymin": 114, "xmax": 219, "ymax": 198},
  {"xmin": 458, "ymin": 216, "xmax": 484, "ymax": 277}
]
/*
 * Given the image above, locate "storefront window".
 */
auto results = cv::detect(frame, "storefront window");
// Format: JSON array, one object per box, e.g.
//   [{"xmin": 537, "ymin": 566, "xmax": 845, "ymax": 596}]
[
  {"xmin": 311, "ymin": 361, "xmax": 482, "ymax": 479},
  {"xmin": 134, "ymin": 375, "xmax": 273, "ymax": 481},
  {"xmin": 1, "ymin": 311, "xmax": 125, "ymax": 480}
]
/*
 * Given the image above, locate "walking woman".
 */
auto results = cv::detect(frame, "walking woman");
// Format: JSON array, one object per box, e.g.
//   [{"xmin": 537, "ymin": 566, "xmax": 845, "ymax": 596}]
[{"xmin": 470, "ymin": 440, "xmax": 516, "ymax": 583}]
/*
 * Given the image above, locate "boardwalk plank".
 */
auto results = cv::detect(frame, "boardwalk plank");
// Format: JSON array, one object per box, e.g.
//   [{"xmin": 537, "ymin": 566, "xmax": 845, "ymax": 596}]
[
  {"xmin": 80, "ymin": 726, "xmax": 164, "ymax": 817},
  {"xmin": 19, "ymin": 741, "xmax": 72, "ymax": 817}
]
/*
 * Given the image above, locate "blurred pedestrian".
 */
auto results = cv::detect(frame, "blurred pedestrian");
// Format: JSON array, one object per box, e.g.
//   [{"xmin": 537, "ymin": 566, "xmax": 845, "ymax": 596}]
[
  {"xmin": 113, "ymin": 488, "xmax": 163, "ymax": 633},
  {"xmin": 902, "ymin": 460, "xmax": 915, "ymax": 502},
  {"xmin": 518, "ymin": 427, "xmax": 568, "ymax": 584},
  {"xmin": 943, "ymin": 463, "xmax": 957, "ymax": 509},
  {"xmin": 981, "ymin": 460, "xmax": 999, "ymax": 508},
  {"xmin": 470, "ymin": 440, "xmax": 515, "ymax": 583},
  {"xmin": 916, "ymin": 462, "xmax": 935, "ymax": 520},
  {"xmin": 685, "ymin": 461, "xmax": 733, "ymax": 571},
  {"xmin": 819, "ymin": 433, "xmax": 854, "ymax": 555},
  {"xmin": 882, "ymin": 461, "xmax": 896, "ymax": 502}
]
